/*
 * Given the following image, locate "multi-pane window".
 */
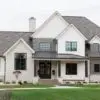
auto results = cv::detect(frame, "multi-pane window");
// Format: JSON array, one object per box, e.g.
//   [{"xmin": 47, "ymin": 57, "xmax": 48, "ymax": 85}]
[
  {"xmin": 94, "ymin": 64, "xmax": 100, "ymax": 72},
  {"xmin": 39, "ymin": 42, "xmax": 50, "ymax": 51},
  {"xmin": 66, "ymin": 63, "xmax": 77, "ymax": 75},
  {"xmin": 65, "ymin": 41, "xmax": 77, "ymax": 51},
  {"xmin": 15, "ymin": 53, "xmax": 27, "ymax": 70}
]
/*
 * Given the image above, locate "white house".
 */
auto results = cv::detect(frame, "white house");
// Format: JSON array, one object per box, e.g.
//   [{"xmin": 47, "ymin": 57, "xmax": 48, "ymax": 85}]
[{"xmin": 0, "ymin": 11, "xmax": 100, "ymax": 84}]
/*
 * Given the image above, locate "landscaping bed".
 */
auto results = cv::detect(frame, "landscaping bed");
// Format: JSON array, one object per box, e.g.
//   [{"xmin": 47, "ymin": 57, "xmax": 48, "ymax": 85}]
[{"xmin": 0, "ymin": 83, "xmax": 53, "ymax": 88}]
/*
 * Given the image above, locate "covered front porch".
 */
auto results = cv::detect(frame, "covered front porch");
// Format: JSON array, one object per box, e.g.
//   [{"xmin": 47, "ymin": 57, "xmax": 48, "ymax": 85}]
[{"xmin": 33, "ymin": 52, "xmax": 89, "ymax": 84}]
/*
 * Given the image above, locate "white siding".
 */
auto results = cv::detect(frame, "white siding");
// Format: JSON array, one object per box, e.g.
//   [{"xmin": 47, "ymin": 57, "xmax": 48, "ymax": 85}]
[
  {"xmin": 0, "ymin": 58, "xmax": 5, "ymax": 76},
  {"xmin": 90, "ymin": 75, "xmax": 100, "ymax": 82},
  {"xmin": 5, "ymin": 40, "xmax": 34, "ymax": 83},
  {"xmin": 57, "ymin": 26, "xmax": 85, "ymax": 56},
  {"xmin": 90, "ymin": 36, "xmax": 100, "ymax": 44},
  {"xmin": 59, "ymin": 61, "xmax": 85, "ymax": 80},
  {"xmin": 33, "ymin": 15, "xmax": 67, "ymax": 38}
]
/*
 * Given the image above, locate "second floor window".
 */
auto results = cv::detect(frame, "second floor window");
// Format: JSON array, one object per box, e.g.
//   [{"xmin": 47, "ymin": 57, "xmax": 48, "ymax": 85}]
[
  {"xmin": 39, "ymin": 42, "xmax": 50, "ymax": 51},
  {"xmin": 65, "ymin": 41, "xmax": 77, "ymax": 51},
  {"xmin": 15, "ymin": 53, "xmax": 27, "ymax": 70}
]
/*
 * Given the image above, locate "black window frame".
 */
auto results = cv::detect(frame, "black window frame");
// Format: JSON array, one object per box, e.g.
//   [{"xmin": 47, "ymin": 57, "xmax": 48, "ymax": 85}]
[
  {"xmin": 65, "ymin": 41, "xmax": 77, "ymax": 51},
  {"xmin": 66, "ymin": 63, "xmax": 77, "ymax": 75},
  {"xmin": 14, "ymin": 53, "xmax": 27, "ymax": 70},
  {"xmin": 94, "ymin": 64, "xmax": 100, "ymax": 73}
]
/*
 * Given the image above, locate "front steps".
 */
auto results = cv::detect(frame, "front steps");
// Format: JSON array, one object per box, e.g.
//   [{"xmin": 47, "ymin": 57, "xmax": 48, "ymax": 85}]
[{"xmin": 39, "ymin": 79, "xmax": 59, "ymax": 85}]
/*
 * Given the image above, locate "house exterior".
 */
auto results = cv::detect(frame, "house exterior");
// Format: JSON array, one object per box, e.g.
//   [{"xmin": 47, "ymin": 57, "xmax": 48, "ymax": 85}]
[{"xmin": 0, "ymin": 11, "xmax": 100, "ymax": 84}]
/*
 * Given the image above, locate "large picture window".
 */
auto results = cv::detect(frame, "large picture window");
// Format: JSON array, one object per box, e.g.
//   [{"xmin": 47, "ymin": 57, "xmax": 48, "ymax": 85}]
[
  {"xmin": 39, "ymin": 42, "xmax": 50, "ymax": 51},
  {"xmin": 94, "ymin": 64, "xmax": 100, "ymax": 72},
  {"xmin": 15, "ymin": 53, "xmax": 27, "ymax": 70},
  {"xmin": 65, "ymin": 41, "xmax": 77, "ymax": 51},
  {"xmin": 66, "ymin": 63, "xmax": 77, "ymax": 75}
]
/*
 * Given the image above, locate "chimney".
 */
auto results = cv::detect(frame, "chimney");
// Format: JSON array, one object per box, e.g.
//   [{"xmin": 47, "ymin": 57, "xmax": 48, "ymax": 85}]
[{"xmin": 29, "ymin": 17, "xmax": 36, "ymax": 32}]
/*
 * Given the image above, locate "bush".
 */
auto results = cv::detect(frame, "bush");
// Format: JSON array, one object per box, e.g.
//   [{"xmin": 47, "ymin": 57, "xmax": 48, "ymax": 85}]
[
  {"xmin": 12, "ymin": 81, "xmax": 16, "ymax": 84},
  {"xmin": 18, "ymin": 81, "xmax": 23, "ymax": 85},
  {"xmin": 23, "ymin": 81, "xmax": 28, "ymax": 84},
  {"xmin": 5, "ymin": 82, "xmax": 10, "ymax": 84},
  {"xmin": 75, "ymin": 81, "xmax": 83, "ymax": 86}
]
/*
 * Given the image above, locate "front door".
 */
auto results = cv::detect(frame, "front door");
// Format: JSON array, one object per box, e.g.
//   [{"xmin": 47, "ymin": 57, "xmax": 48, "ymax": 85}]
[{"xmin": 39, "ymin": 61, "xmax": 51, "ymax": 79}]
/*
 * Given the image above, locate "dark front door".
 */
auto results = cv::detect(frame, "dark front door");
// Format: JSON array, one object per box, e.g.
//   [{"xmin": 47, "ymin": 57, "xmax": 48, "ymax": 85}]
[{"xmin": 39, "ymin": 61, "xmax": 51, "ymax": 79}]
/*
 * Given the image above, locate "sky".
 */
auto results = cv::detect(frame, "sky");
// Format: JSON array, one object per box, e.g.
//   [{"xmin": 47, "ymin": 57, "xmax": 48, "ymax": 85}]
[{"xmin": 0, "ymin": 0, "xmax": 100, "ymax": 31}]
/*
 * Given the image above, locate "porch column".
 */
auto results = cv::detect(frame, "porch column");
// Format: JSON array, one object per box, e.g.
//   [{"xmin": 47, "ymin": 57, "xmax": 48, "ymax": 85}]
[
  {"xmin": 58, "ymin": 61, "xmax": 61, "ymax": 77},
  {"xmin": 34, "ymin": 60, "xmax": 37, "ymax": 77},
  {"xmin": 34, "ymin": 60, "xmax": 39, "ymax": 77},
  {"xmin": 87, "ymin": 60, "xmax": 90, "ymax": 82},
  {"xmin": 85, "ymin": 60, "xmax": 90, "ymax": 82}
]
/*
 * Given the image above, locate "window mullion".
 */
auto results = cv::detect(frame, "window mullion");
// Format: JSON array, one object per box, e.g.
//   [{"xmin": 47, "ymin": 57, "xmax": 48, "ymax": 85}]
[{"xmin": 71, "ymin": 42, "xmax": 72, "ymax": 51}]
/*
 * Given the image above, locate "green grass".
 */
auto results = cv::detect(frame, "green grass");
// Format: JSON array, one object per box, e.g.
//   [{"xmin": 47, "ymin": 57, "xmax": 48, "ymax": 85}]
[
  {"xmin": 11, "ymin": 88, "xmax": 100, "ymax": 100},
  {"xmin": 67, "ymin": 84, "xmax": 100, "ymax": 88}
]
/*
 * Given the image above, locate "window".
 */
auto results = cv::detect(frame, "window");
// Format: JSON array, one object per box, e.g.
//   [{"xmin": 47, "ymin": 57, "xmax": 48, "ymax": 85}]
[
  {"xmin": 15, "ymin": 53, "xmax": 27, "ymax": 70},
  {"xmin": 65, "ymin": 41, "xmax": 77, "ymax": 51},
  {"xmin": 66, "ymin": 63, "xmax": 77, "ymax": 75},
  {"xmin": 39, "ymin": 42, "xmax": 50, "ymax": 51},
  {"xmin": 94, "ymin": 64, "xmax": 100, "ymax": 72}
]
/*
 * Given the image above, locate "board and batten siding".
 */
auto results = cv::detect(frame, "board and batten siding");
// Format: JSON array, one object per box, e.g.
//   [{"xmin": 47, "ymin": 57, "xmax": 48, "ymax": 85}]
[
  {"xmin": 5, "ymin": 40, "xmax": 34, "ymax": 83},
  {"xmin": 33, "ymin": 15, "xmax": 68, "ymax": 38},
  {"xmin": 0, "ymin": 58, "xmax": 5, "ymax": 81},
  {"xmin": 59, "ymin": 61, "xmax": 85, "ymax": 81},
  {"xmin": 57, "ymin": 26, "xmax": 86, "ymax": 56},
  {"xmin": 90, "ymin": 59, "xmax": 100, "ymax": 82}
]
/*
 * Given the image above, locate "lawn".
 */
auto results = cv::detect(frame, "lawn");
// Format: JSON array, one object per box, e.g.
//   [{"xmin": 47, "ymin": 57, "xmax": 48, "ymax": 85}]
[{"xmin": 11, "ymin": 88, "xmax": 100, "ymax": 100}]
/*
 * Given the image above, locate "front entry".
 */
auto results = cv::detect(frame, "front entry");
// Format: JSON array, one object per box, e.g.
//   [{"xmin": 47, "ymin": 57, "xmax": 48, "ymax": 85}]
[{"xmin": 39, "ymin": 61, "xmax": 51, "ymax": 79}]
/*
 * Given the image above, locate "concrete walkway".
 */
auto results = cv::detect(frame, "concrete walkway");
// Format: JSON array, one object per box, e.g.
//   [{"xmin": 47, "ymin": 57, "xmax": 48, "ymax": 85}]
[{"xmin": 0, "ymin": 86, "xmax": 81, "ymax": 91}]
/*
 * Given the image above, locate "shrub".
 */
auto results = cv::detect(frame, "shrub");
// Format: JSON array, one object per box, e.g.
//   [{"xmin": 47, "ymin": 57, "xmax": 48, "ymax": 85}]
[
  {"xmin": 5, "ymin": 82, "xmax": 10, "ymax": 84},
  {"xmin": 75, "ymin": 81, "xmax": 83, "ymax": 86},
  {"xmin": 23, "ymin": 81, "xmax": 28, "ymax": 84},
  {"xmin": 18, "ymin": 81, "xmax": 23, "ymax": 85},
  {"xmin": 12, "ymin": 81, "xmax": 16, "ymax": 84}
]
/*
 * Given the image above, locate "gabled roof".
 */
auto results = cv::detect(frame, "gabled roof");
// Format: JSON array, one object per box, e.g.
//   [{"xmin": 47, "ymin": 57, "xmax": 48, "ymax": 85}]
[
  {"xmin": 62, "ymin": 16, "xmax": 100, "ymax": 40},
  {"xmin": 0, "ymin": 31, "xmax": 33, "ymax": 56},
  {"xmin": 56, "ymin": 24, "xmax": 87, "ymax": 40},
  {"xmin": 4, "ymin": 38, "xmax": 35, "ymax": 55}
]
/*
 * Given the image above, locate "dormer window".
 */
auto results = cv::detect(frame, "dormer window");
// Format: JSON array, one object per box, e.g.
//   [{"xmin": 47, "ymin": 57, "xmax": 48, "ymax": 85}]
[
  {"xmin": 65, "ymin": 41, "xmax": 77, "ymax": 51},
  {"xmin": 39, "ymin": 42, "xmax": 50, "ymax": 51}
]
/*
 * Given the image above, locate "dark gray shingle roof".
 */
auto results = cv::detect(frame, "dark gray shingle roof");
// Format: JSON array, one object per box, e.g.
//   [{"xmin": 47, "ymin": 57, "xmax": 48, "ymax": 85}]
[
  {"xmin": 0, "ymin": 31, "xmax": 33, "ymax": 55},
  {"xmin": 34, "ymin": 51, "xmax": 86, "ymax": 59},
  {"xmin": 62, "ymin": 16, "xmax": 100, "ymax": 40}
]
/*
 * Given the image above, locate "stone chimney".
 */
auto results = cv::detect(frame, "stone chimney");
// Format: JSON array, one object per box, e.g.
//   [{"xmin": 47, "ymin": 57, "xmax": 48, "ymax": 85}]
[{"xmin": 29, "ymin": 17, "xmax": 36, "ymax": 32}]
